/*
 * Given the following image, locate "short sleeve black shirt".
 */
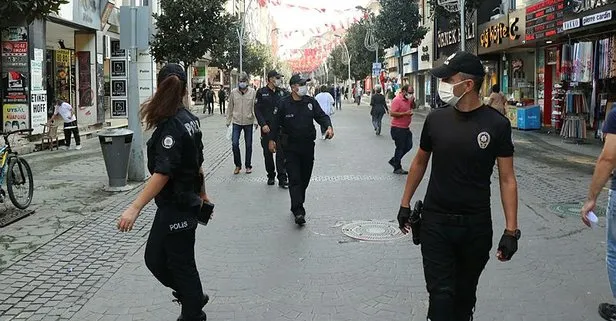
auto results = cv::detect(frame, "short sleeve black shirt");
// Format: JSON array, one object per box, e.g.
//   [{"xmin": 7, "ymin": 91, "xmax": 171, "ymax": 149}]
[
  {"xmin": 147, "ymin": 107, "xmax": 204, "ymax": 208},
  {"xmin": 420, "ymin": 105, "xmax": 514, "ymax": 215}
]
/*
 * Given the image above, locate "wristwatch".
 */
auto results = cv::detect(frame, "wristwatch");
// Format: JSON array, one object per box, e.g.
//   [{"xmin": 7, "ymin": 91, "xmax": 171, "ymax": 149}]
[{"xmin": 504, "ymin": 229, "xmax": 521, "ymax": 240}]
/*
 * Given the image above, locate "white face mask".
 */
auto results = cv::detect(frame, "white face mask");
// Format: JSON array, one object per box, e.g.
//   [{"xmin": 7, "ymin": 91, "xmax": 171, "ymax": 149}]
[
  {"xmin": 405, "ymin": 93, "xmax": 413, "ymax": 100},
  {"xmin": 438, "ymin": 80, "xmax": 469, "ymax": 106},
  {"xmin": 239, "ymin": 82, "xmax": 248, "ymax": 89},
  {"xmin": 297, "ymin": 85, "xmax": 308, "ymax": 96},
  {"xmin": 274, "ymin": 79, "xmax": 282, "ymax": 87}
]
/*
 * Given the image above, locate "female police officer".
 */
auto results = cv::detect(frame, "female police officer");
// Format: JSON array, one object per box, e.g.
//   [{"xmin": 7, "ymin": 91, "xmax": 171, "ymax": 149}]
[{"xmin": 117, "ymin": 63, "xmax": 211, "ymax": 321}]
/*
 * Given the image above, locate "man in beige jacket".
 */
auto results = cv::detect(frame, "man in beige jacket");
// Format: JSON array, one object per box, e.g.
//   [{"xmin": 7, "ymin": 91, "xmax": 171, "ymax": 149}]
[{"xmin": 226, "ymin": 72, "xmax": 258, "ymax": 174}]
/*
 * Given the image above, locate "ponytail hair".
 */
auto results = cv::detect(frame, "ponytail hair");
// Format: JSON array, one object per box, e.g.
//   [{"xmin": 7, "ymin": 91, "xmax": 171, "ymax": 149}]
[{"xmin": 140, "ymin": 75, "xmax": 185, "ymax": 130}]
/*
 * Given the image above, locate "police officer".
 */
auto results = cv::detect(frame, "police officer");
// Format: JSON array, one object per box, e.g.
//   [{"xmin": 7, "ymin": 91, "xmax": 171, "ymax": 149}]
[
  {"xmin": 255, "ymin": 70, "xmax": 288, "ymax": 187},
  {"xmin": 268, "ymin": 74, "xmax": 334, "ymax": 225},
  {"xmin": 396, "ymin": 52, "xmax": 520, "ymax": 321},
  {"xmin": 117, "ymin": 63, "xmax": 210, "ymax": 321}
]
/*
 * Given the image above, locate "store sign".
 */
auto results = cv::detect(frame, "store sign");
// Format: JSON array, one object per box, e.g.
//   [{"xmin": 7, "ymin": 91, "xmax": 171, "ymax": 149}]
[
  {"xmin": 582, "ymin": 9, "xmax": 612, "ymax": 25},
  {"xmin": 525, "ymin": 0, "xmax": 566, "ymax": 42},
  {"xmin": 418, "ymin": 29, "xmax": 433, "ymax": 71},
  {"xmin": 30, "ymin": 91, "xmax": 47, "ymax": 135},
  {"xmin": 111, "ymin": 99, "xmax": 127, "ymax": 117},
  {"xmin": 480, "ymin": 17, "xmax": 521, "ymax": 49},
  {"xmin": 563, "ymin": 18, "xmax": 581, "ymax": 29},
  {"xmin": 570, "ymin": 0, "xmax": 610, "ymax": 13},
  {"xmin": 437, "ymin": 23, "xmax": 475, "ymax": 49}
]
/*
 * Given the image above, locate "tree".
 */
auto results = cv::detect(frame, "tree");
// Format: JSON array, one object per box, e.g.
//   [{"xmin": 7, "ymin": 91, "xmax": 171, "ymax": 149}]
[
  {"xmin": 209, "ymin": 18, "xmax": 241, "ymax": 73},
  {"xmin": 150, "ymin": 0, "xmax": 230, "ymax": 68},
  {"xmin": 375, "ymin": 0, "xmax": 427, "ymax": 77},
  {"xmin": 344, "ymin": 20, "xmax": 384, "ymax": 81},
  {"xmin": 0, "ymin": 0, "xmax": 68, "ymax": 29},
  {"xmin": 327, "ymin": 45, "xmax": 348, "ymax": 81},
  {"xmin": 243, "ymin": 42, "xmax": 271, "ymax": 77}
]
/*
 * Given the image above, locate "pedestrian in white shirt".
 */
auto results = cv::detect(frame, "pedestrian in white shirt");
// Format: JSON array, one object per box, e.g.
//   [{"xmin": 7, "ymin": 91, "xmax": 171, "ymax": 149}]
[
  {"xmin": 52, "ymin": 99, "xmax": 81, "ymax": 150},
  {"xmin": 315, "ymin": 85, "xmax": 335, "ymax": 140}
]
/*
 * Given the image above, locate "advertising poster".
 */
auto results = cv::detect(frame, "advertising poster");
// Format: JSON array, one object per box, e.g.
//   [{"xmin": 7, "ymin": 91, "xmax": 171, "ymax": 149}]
[
  {"xmin": 30, "ymin": 91, "xmax": 48, "ymax": 134},
  {"xmin": 2, "ymin": 39, "xmax": 29, "ymax": 104},
  {"xmin": 3, "ymin": 104, "xmax": 29, "ymax": 131},
  {"xmin": 77, "ymin": 51, "xmax": 92, "ymax": 107},
  {"xmin": 111, "ymin": 99, "xmax": 127, "ymax": 117}
]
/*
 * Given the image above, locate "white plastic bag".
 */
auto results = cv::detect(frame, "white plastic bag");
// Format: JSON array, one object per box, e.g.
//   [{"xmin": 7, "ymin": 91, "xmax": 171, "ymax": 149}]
[{"xmin": 226, "ymin": 125, "xmax": 232, "ymax": 141}]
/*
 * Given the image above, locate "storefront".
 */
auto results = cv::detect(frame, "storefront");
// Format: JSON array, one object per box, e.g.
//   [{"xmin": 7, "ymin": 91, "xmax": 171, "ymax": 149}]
[
  {"xmin": 477, "ymin": 9, "xmax": 529, "ymax": 108},
  {"xmin": 417, "ymin": 29, "xmax": 433, "ymax": 109},
  {"xmin": 546, "ymin": 0, "xmax": 616, "ymax": 141}
]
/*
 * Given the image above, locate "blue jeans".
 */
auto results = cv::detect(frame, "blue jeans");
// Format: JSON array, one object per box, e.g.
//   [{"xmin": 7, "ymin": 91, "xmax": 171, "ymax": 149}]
[
  {"xmin": 232, "ymin": 124, "xmax": 253, "ymax": 169},
  {"xmin": 607, "ymin": 190, "xmax": 616, "ymax": 298}
]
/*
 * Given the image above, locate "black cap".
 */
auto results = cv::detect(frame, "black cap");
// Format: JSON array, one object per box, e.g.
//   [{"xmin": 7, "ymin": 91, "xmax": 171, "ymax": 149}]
[
  {"xmin": 267, "ymin": 70, "xmax": 282, "ymax": 79},
  {"xmin": 289, "ymin": 74, "xmax": 310, "ymax": 86},
  {"xmin": 157, "ymin": 63, "xmax": 187, "ymax": 85},
  {"xmin": 431, "ymin": 51, "xmax": 485, "ymax": 78}
]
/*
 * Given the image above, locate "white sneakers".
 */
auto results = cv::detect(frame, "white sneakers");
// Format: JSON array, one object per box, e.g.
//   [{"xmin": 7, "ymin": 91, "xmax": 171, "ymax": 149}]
[{"xmin": 64, "ymin": 145, "xmax": 82, "ymax": 151}]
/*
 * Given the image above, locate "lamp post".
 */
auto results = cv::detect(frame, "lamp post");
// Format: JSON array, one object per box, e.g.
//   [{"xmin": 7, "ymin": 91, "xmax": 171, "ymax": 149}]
[
  {"xmin": 236, "ymin": 0, "xmax": 255, "ymax": 76},
  {"xmin": 356, "ymin": 5, "xmax": 379, "ymax": 93}
]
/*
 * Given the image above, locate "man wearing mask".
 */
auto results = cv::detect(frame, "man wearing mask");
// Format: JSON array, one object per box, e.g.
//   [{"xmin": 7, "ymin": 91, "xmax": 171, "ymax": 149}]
[
  {"xmin": 255, "ymin": 70, "xmax": 288, "ymax": 187},
  {"xmin": 388, "ymin": 84, "xmax": 414, "ymax": 175},
  {"xmin": 396, "ymin": 51, "xmax": 519, "ymax": 321},
  {"xmin": 226, "ymin": 72, "xmax": 257, "ymax": 175},
  {"xmin": 267, "ymin": 74, "xmax": 333, "ymax": 226}
]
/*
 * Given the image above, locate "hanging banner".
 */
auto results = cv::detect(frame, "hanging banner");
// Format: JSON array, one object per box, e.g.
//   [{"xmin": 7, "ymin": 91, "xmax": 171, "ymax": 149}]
[
  {"xmin": 3, "ymin": 104, "xmax": 29, "ymax": 131},
  {"xmin": 30, "ymin": 91, "xmax": 48, "ymax": 134}
]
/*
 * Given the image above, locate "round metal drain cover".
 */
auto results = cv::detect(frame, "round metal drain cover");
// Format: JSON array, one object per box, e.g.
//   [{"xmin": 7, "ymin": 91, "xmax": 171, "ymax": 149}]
[
  {"xmin": 548, "ymin": 202, "xmax": 605, "ymax": 217},
  {"xmin": 341, "ymin": 221, "xmax": 407, "ymax": 242}
]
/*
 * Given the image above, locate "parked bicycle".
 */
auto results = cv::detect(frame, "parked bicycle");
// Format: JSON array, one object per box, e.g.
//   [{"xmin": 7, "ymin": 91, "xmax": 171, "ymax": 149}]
[{"xmin": 0, "ymin": 129, "xmax": 34, "ymax": 209}]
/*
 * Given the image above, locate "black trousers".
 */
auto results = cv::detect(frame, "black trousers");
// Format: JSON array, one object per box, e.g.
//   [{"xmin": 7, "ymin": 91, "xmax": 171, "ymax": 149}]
[
  {"xmin": 63, "ymin": 121, "xmax": 81, "ymax": 147},
  {"xmin": 390, "ymin": 127, "xmax": 413, "ymax": 170},
  {"xmin": 284, "ymin": 145, "xmax": 314, "ymax": 215},
  {"xmin": 219, "ymin": 101, "xmax": 226, "ymax": 115},
  {"xmin": 261, "ymin": 136, "xmax": 286, "ymax": 181},
  {"xmin": 420, "ymin": 213, "xmax": 493, "ymax": 321},
  {"xmin": 208, "ymin": 101, "xmax": 214, "ymax": 114},
  {"xmin": 145, "ymin": 207, "xmax": 205, "ymax": 321}
]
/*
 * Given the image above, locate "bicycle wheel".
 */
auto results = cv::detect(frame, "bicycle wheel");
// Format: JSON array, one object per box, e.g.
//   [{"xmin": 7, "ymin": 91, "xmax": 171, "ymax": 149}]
[{"xmin": 7, "ymin": 157, "xmax": 34, "ymax": 209}]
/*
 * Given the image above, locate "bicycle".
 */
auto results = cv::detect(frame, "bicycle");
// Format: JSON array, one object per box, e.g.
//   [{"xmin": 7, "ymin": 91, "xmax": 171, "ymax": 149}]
[{"xmin": 0, "ymin": 129, "xmax": 34, "ymax": 209}]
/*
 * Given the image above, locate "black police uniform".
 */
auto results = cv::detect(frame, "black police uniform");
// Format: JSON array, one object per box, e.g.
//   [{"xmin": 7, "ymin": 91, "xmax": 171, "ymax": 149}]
[
  {"xmin": 255, "ymin": 85, "xmax": 287, "ymax": 185},
  {"xmin": 418, "ymin": 105, "xmax": 514, "ymax": 321},
  {"xmin": 269, "ymin": 93, "xmax": 332, "ymax": 222},
  {"xmin": 145, "ymin": 106, "xmax": 208, "ymax": 321}
]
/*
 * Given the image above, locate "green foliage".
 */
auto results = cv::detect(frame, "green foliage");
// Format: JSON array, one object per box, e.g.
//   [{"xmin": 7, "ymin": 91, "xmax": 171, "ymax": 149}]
[
  {"xmin": 375, "ymin": 0, "xmax": 427, "ymax": 49},
  {"xmin": 327, "ymin": 45, "xmax": 348, "ymax": 80},
  {"xmin": 426, "ymin": 0, "xmax": 482, "ymax": 23},
  {"xmin": 150, "ymin": 0, "xmax": 230, "ymax": 67},
  {"xmin": 0, "ymin": 0, "xmax": 69, "ymax": 28},
  {"xmin": 243, "ymin": 42, "xmax": 271, "ymax": 76},
  {"xmin": 335, "ymin": 20, "xmax": 384, "ymax": 81}
]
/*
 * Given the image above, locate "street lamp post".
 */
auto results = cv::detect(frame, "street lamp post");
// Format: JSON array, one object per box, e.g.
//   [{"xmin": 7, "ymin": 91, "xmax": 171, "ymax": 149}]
[
  {"xmin": 335, "ymin": 35, "xmax": 351, "ymax": 88},
  {"xmin": 237, "ymin": 0, "xmax": 254, "ymax": 76}
]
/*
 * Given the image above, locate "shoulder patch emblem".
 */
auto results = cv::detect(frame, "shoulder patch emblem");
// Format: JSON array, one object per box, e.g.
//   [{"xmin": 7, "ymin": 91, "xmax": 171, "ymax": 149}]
[
  {"xmin": 307, "ymin": 103, "xmax": 313, "ymax": 111},
  {"xmin": 162, "ymin": 135, "xmax": 175, "ymax": 149},
  {"xmin": 477, "ymin": 131, "xmax": 490, "ymax": 149}
]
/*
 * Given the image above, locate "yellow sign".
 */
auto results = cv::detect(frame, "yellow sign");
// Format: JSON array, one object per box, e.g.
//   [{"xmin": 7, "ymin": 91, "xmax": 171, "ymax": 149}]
[{"xmin": 480, "ymin": 17, "xmax": 521, "ymax": 49}]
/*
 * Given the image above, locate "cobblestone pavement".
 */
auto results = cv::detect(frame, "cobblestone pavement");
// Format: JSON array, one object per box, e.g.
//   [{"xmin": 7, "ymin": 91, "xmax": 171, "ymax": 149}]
[{"xmin": 0, "ymin": 103, "xmax": 612, "ymax": 321}]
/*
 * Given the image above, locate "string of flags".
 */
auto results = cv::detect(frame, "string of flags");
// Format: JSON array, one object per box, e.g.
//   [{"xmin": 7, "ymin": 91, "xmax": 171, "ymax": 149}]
[{"xmin": 259, "ymin": 0, "xmax": 360, "ymax": 14}]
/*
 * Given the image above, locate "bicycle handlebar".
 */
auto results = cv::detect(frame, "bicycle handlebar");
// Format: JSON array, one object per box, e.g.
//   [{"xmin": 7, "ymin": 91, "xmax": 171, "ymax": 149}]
[{"xmin": 2, "ymin": 129, "xmax": 33, "ymax": 137}]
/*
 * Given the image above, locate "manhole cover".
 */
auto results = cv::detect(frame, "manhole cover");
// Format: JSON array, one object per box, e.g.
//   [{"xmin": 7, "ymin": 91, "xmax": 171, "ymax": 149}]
[
  {"xmin": 341, "ymin": 221, "xmax": 407, "ymax": 242},
  {"xmin": 548, "ymin": 202, "xmax": 606, "ymax": 218}
]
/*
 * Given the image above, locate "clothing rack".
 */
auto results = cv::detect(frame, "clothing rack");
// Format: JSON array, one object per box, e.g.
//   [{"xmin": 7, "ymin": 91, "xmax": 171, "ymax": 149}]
[{"xmin": 560, "ymin": 115, "xmax": 587, "ymax": 140}]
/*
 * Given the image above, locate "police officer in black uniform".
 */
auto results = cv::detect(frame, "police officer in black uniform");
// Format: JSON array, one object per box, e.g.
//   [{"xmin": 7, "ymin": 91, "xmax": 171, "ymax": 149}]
[
  {"xmin": 255, "ymin": 70, "xmax": 288, "ymax": 188},
  {"xmin": 396, "ymin": 52, "xmax": 520, "ymax": 321},
  {"xmin": 268, "ymin": 74, "xmax": 334, "ymax": 225},
  {"xmin": 118, "ymin": 64, "xmax": 210, "ymax": 321}
]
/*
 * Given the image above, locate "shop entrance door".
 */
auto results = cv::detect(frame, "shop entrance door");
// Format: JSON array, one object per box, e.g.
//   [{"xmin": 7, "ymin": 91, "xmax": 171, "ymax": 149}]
[
  {"xmin": 46, "ymin": 49, "xmax": 76, "ymax": 118},
  {"xmin": 417, "ymin": 75, "xmax": 425, "ymax": 107}
]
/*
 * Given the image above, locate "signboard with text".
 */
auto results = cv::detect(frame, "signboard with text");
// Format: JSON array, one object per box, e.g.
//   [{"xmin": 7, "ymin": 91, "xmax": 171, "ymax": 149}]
[
  {"xmin": 525, "ymin": 0, "xmax": 566, "ymax": 42},
  {"xmin": 479, "ymin": 10, "xmax": 526, "ymax": 54},
  {"xmin": 563, "ymin": 1, "xmax": 616, "ymax": 33}
]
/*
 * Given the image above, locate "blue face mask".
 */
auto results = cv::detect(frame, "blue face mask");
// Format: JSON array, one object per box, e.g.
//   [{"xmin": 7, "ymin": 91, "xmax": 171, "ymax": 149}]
[{"xmin": 239, "ymin": 82, "xmax": 248, "ymax": 89}]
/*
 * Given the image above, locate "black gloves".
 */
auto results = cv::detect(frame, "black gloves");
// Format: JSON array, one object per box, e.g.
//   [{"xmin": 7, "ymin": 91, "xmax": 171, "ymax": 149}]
[
  {"xmin": 497, "ymin": 234, "xmax": 518, "ymax": 260},
  {"xmin": 397, "ymin": 206, "xmax": 411, "ymax": 230}
]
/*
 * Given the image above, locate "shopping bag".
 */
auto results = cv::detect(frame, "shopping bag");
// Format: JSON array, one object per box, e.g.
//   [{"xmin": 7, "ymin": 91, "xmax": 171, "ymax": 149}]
[{"xmin": 226, "ymin": 125, "xmax": 232, "ymax": 141}]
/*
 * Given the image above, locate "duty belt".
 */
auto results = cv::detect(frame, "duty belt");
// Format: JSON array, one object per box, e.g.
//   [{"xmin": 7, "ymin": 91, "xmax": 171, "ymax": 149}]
[{"xmin": 422, "ymin": 212, "xmax": 491, "ymax": 226}]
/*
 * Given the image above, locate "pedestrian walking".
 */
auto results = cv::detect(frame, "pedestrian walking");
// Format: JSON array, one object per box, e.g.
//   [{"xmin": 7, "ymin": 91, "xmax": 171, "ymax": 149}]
[
  {"xmin": 396, "ymin": 51, "xmax": 519, "ymax": 321},
  {"xmin": 226, "ymin": 72, "xmax": 257, "ymax": 175},
  {"xmin": 355, "ymin": 85, "xmax": 363, "ymax": 105},
  {"xmin": 582, "ymin": 106, "xmax": 616, "ymax": 321},
  {"xmin": 344, "ymin": 86, "xmax": 349, "ymax": 101},
  {"xmin": 52, "ymin": 98, "xmax": 81, "ymax": 150},
  {"xmin": 218, "ymin": 87, "xmax": 226, "ymax": 115},
  {"xmin": 117, "ymin": 63, "xmax": 211, "ymax": 321},
  {"xmin": 388, "ymin": 84, "xmax": 414, "ymax": 174},
  {"xmin": 207, "ymin": 86, "xmax": 215, "ymax": 115},
  {"xmin": 255, "ymin": 70, "xmax": 288, "ymax": 187},
  {"xmin": 335, "ymin": 85, "xmax": 342, "ymax": 110},
  {"xmin": 267, "ymin": 74, "xmax": 333, "ymax": 226},
  {"xmin": 370, "ymin": 84, "xmax": 388, "ymax": 135},
  {"xmin": 315, "ymin": 85, "xmax": 335, "ymax": 139},
  {"xmin": 202, "ymin": 86, "xmax": 210, "ymax": 114}
]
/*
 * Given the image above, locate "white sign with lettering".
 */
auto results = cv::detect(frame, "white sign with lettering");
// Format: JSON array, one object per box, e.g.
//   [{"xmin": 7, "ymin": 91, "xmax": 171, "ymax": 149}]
[
  {"xmin": 563, "ymin": 18, "xmax": 581, "ymax": 30},
  {"xmin": 582, "ymin": 10, "xmax": 612, "ymax": 26}
]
